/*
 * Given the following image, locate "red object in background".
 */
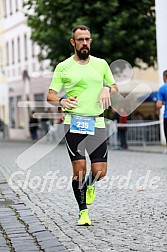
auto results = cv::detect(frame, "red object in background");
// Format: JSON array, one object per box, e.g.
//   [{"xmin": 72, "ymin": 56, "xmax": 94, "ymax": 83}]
[{"xmin": 119, "ymin": 112, "xmax": 128, "ymax": 124}]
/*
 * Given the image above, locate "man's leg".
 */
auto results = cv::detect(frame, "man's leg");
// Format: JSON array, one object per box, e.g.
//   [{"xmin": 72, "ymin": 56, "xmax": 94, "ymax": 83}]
[
  {"xmin": 72, "ymin": 160, "xmax": 91, "ymax": 225},
  {"xmin": 72, "ymin": 159, "xmax": 87, "ymax": 211},
  {"xmin": 164, "ymin": 118, "xmax": 167, "ymax": 145},
  {"xmin": 91, "ymin": 162, "xmax": 107, "ymax": 181},
  {"xmin": 86, "ymin": 128, "xmax": 108, "ymax": 204},
  {"xmin": 64, "ymin": 125, "xmax": 91, "ymax": 225},
  {"xmin": 85, "ymin": 162, "xmax": 107, "ymax": 205},
  {"xmin": 86, "ymin": 162, "xmax": 107, "ymax": 185},
  {"xmin": 122, "ymin": 130, "xmax": 127, "ymax": 149},
  {"xmin": 119, "ymin": 130, "xmax": 124, "ymax": 148}
]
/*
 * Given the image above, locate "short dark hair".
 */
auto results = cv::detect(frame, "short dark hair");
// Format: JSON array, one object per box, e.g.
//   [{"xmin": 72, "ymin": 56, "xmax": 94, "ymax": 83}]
[
  {"xmin": 163, "ymin": 70, "xmax": 167, "ymax": 78},
  {"xmin": 72, "ymin": 25, "xmax": 90, "ymax": 39}
]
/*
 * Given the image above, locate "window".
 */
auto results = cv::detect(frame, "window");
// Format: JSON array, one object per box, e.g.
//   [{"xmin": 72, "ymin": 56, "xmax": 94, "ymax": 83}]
[
  {"xmin": 9, "ymin": 97, "xmax": 15, "ymax": 128},
  {"xmin": 34, "ymin": 93, "xmax": 44, "ymax": 113},
  {"xmin": 16, "ymin": 96, "xmax": 23, "ymax": 128},
  {"xmin": 34, "ymin": 93, "xmax": 44, "ymax": 101},
  {"xmin": 9, "ymin": 0, "xmax": 12, "ymax": 15},
  {"xmin": 17, "ymin": 37, "xmax": 20, "ymax": 62},
  {"xmin": 3, "ymin": 0, "xmax": 7, "ymax": 18},
  {"xmin": 15, "ymin": 0, "xmax": 18, "ymax": 11},
  {"xmin": 24, "ymin": 34, "xmax": 27, "ymax": 60},
  {"xmin": 6, "ymin": 42, "xmax": 9, "ymax": 66},
  {"xmin": 32, "ymin": 42, "xmax": 35, "ymax": 57},
  {"xmin": 32, "ymin": 62, "xmax": 36, "ymax": 72},
  {"xmin": 12, "ymin": 40, "xmax": 15, "ymax": 65},
  {"xmin": 1, "ymin": 105, "xmax": 5, "ymax": 123},
  {"xmin": 0, "ymin": 48, "xmax": 2, "ymax": 68},
  {"xmin": 20, "ymin": 0, "xmax": 24, "ymax": 9},
  {"xmin": 18, "ymin": 66, "xmax": 21, "ymax": 75}
]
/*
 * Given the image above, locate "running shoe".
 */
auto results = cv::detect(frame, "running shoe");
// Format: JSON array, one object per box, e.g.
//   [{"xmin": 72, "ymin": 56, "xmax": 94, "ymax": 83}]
[
  {"xmin": 78, "ymin": 209, "xmax": 91, "ymax": 226},
  {"xmin": 86, "ymin": 184, "xmax": 96, "ymax": 205}
]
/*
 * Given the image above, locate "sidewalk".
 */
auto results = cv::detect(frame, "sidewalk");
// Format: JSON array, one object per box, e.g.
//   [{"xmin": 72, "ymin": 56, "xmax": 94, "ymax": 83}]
[
  {"xmin": 108, "ymin": 143, "xmax": 167, "ymax": 154},
  {"xmin": 0, "ymin": 175, "xmax": 68, "ymax": 251},
  {"xmin": 128, "ymin": 144, "xmax": 167, "ymax": 154}
]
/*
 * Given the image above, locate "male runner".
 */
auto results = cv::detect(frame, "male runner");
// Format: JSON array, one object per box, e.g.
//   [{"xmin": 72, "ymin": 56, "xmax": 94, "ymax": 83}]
[
  {"xmin": 47, "ymin": 25, "xmax": 117, "ymax": 225},
  {"xmin": 156, "ymin": 70, "xmax": 167, "ymax": 145}
]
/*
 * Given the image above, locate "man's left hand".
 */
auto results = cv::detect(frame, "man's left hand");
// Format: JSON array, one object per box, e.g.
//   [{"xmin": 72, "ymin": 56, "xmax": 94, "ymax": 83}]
[{"xmin": 98, "ymin": 87, "xmax": 111, "ymax": 110}]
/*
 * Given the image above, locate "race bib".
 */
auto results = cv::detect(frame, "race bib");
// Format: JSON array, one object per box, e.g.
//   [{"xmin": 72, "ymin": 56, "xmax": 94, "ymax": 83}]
[{"xmin": 70, "ymin": 115, "xmax": 95, "ymax": 135}]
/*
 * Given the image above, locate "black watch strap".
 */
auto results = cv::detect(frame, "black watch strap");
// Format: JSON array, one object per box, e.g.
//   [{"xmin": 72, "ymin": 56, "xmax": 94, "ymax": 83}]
[{"xmin": 59, "ymin": 97, "xmax": 64, "ymax": 105}]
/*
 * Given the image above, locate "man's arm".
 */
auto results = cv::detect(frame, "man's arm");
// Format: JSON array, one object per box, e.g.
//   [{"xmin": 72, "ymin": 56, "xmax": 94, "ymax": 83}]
[
  {"xmin": 47, "ymin": 89, "xmax": 60, "ymax": 105},
  {"xmin": 111, "ymin": 83, "xmax": 118, "ymax": 94},
  {"xmin": 99, "ymin": 60, "xmax": 118, "ymax": 109},
  {"xmin": 156, "ymin": 100, "xmax": 164, "ymax": 109},
  {"xmin": 156, "ymin": 86, "xmax": 165, "ymax": 109},
  {"xmin": 98, "ymin": 83, "xmax": 118, "ymax": 110},
  {"xmin": 47, "ymin": 89, "xmax": 78, "ymax": 110}
]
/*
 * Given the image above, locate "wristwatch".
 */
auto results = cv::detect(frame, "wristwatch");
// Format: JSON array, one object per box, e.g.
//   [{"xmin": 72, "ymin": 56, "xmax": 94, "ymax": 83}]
[{"xmin": 59, "ymin": 97, "xmax": 64, "ymax": 105}]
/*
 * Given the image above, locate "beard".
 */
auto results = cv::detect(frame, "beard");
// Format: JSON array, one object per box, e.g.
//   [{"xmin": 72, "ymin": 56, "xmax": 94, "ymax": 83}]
[{"xmin": 75, "ymin": 45, "xmax": 90, "ymax": 60}]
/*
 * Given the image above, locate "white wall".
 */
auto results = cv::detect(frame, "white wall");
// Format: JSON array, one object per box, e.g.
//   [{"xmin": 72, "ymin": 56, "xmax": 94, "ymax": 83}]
[
  {"xmin": 0, "ymin": 0, "xmax": 51, "ymax": 139},
  {"xmin": 0, "ymin": 0, "xmax": 8, "ymax": 124},
  {"xmin": 0, "ymin": 82, "xmax": 9, "ymax": 124}
]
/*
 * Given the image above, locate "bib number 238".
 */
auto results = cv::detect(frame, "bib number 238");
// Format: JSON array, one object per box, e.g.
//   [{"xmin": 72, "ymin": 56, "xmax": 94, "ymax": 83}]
[{"xmin": 70, "ymin": 115, "xmax": 95, "ymax": 135}]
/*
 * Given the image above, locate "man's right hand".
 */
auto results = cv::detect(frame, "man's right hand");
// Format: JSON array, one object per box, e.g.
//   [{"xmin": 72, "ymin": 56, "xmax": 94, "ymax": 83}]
[
  {"xmin": 47, "ymin": 89, "xmax": 78, "ymax": 109},
  {"xmin": 60, "ymin": 96, "xmax": 78, "ymax": 110}
]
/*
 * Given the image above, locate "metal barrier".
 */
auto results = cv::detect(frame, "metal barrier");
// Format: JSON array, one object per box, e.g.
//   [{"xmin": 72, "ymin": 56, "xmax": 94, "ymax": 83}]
[
  {"xmin": 126, "ymin": 120, "xmax": 160, "ymax": 146},
  {"xmin": 106, "ymin": 120, "xmax": 161, "ymax": 147}
]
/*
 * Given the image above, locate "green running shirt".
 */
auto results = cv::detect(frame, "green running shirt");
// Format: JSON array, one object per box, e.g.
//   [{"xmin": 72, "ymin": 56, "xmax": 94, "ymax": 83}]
[{"xmin": 49, "ymin": 55, "xmax": 115, "ymax": 127}]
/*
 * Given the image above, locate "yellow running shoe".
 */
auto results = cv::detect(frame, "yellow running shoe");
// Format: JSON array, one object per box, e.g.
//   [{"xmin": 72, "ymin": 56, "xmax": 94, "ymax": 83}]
[
  {"xmin": 86, "ymin": 185, "xmax": 96, "ymax": 205},
  {"xmin": 78, "ymin": 209, "xmax": 91, "ymax": 226}
]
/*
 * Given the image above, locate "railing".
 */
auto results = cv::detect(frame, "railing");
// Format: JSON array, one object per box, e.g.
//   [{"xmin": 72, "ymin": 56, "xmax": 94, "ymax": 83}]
[
  {"xmin": 1, "ymin": 120, "xmax": 161, "ymax": 145},
  {"xmin": 126, "ymin": 120, "xmax": 160, "ymax": 145},
  {"xmin": 106, "ymin": 120, "xmax": 161, "ymax": 147}
]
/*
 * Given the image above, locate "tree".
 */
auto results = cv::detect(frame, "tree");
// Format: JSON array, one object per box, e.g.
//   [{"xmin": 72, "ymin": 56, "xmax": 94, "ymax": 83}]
[{"xmin": 24, "ymin": 0, "xmax": 156, "ymax": 69}]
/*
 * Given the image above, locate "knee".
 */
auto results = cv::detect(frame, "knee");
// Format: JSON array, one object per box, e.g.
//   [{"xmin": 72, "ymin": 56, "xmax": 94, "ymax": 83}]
[
  {"xmin": 91, "ymin": 163, "xmax": 107, "ymax": 181},
  {"xmin": 94, "ymin": 170, "xmax": 107, "ymax": 180},
  {"xmin": 73, "ymin": 170, "xmax": 86, "ymax": 181},
  {"xmin": 72, "ymin": 161, "xmax": 86, "ymax": 181}
]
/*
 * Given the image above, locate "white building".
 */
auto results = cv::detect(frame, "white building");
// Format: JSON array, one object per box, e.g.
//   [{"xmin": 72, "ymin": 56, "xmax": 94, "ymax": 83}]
[{"xmin": 0, "ymin": 0, "xmax": 51, "ymax": 139}]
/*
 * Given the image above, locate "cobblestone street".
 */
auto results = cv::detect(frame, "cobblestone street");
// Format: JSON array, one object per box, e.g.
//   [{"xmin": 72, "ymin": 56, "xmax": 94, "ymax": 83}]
[{"xmin": 0, "ymin": 140, "xmax": 167, "ymax": 252}]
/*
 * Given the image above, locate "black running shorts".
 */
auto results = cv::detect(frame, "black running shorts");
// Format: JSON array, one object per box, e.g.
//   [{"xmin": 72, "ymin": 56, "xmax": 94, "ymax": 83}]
[{"xmin": 64, "ymin": 125, "xmax": 108, "ymax": 163}]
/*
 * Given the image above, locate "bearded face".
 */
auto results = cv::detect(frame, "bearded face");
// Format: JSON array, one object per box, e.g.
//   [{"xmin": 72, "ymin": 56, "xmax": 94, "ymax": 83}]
[
  {"xmin": 71, "ymin": 29, "xmax": 92, "ymax": 60},
  {"xmin": 75, "ymin": 43, "xmax": 90, "ymax": 60}
]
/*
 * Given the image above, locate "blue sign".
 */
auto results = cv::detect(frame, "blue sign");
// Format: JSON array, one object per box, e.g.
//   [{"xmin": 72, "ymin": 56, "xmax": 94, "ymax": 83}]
[{"xmin": 70, "ymin": 115, "xmax": 95, "ymax": 135}]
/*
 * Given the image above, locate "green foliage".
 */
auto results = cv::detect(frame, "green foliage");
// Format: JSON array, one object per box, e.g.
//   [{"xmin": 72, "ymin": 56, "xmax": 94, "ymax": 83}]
[{"xmin": 24, "ymin": 0, "xmax": 156, "ymax": 68}]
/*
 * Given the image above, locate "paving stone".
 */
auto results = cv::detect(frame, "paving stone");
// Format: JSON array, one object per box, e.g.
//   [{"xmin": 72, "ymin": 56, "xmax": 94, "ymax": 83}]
[
  {"xmin": 0, "ymin": 165, "xmax": 68, "ymax": 252},
  {"xmin": 28, "ymin": 224, "xmax": 47, "ymax": 233},
  {"xmin": 0, "ymin": 248, "xmax": 10, "ymax": 252}
]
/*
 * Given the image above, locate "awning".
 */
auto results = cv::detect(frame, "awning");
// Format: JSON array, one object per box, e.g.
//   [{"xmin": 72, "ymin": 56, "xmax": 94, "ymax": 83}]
[{"xmin": 145, "ymin": 92, "xmax": 157, "ymax": 102}]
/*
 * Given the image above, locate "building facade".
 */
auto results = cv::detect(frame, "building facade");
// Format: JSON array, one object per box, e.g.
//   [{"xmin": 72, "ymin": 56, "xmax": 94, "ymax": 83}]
[{"xmin": 0, "ymin": 0, "xmax": 51, "ymax": 139}]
